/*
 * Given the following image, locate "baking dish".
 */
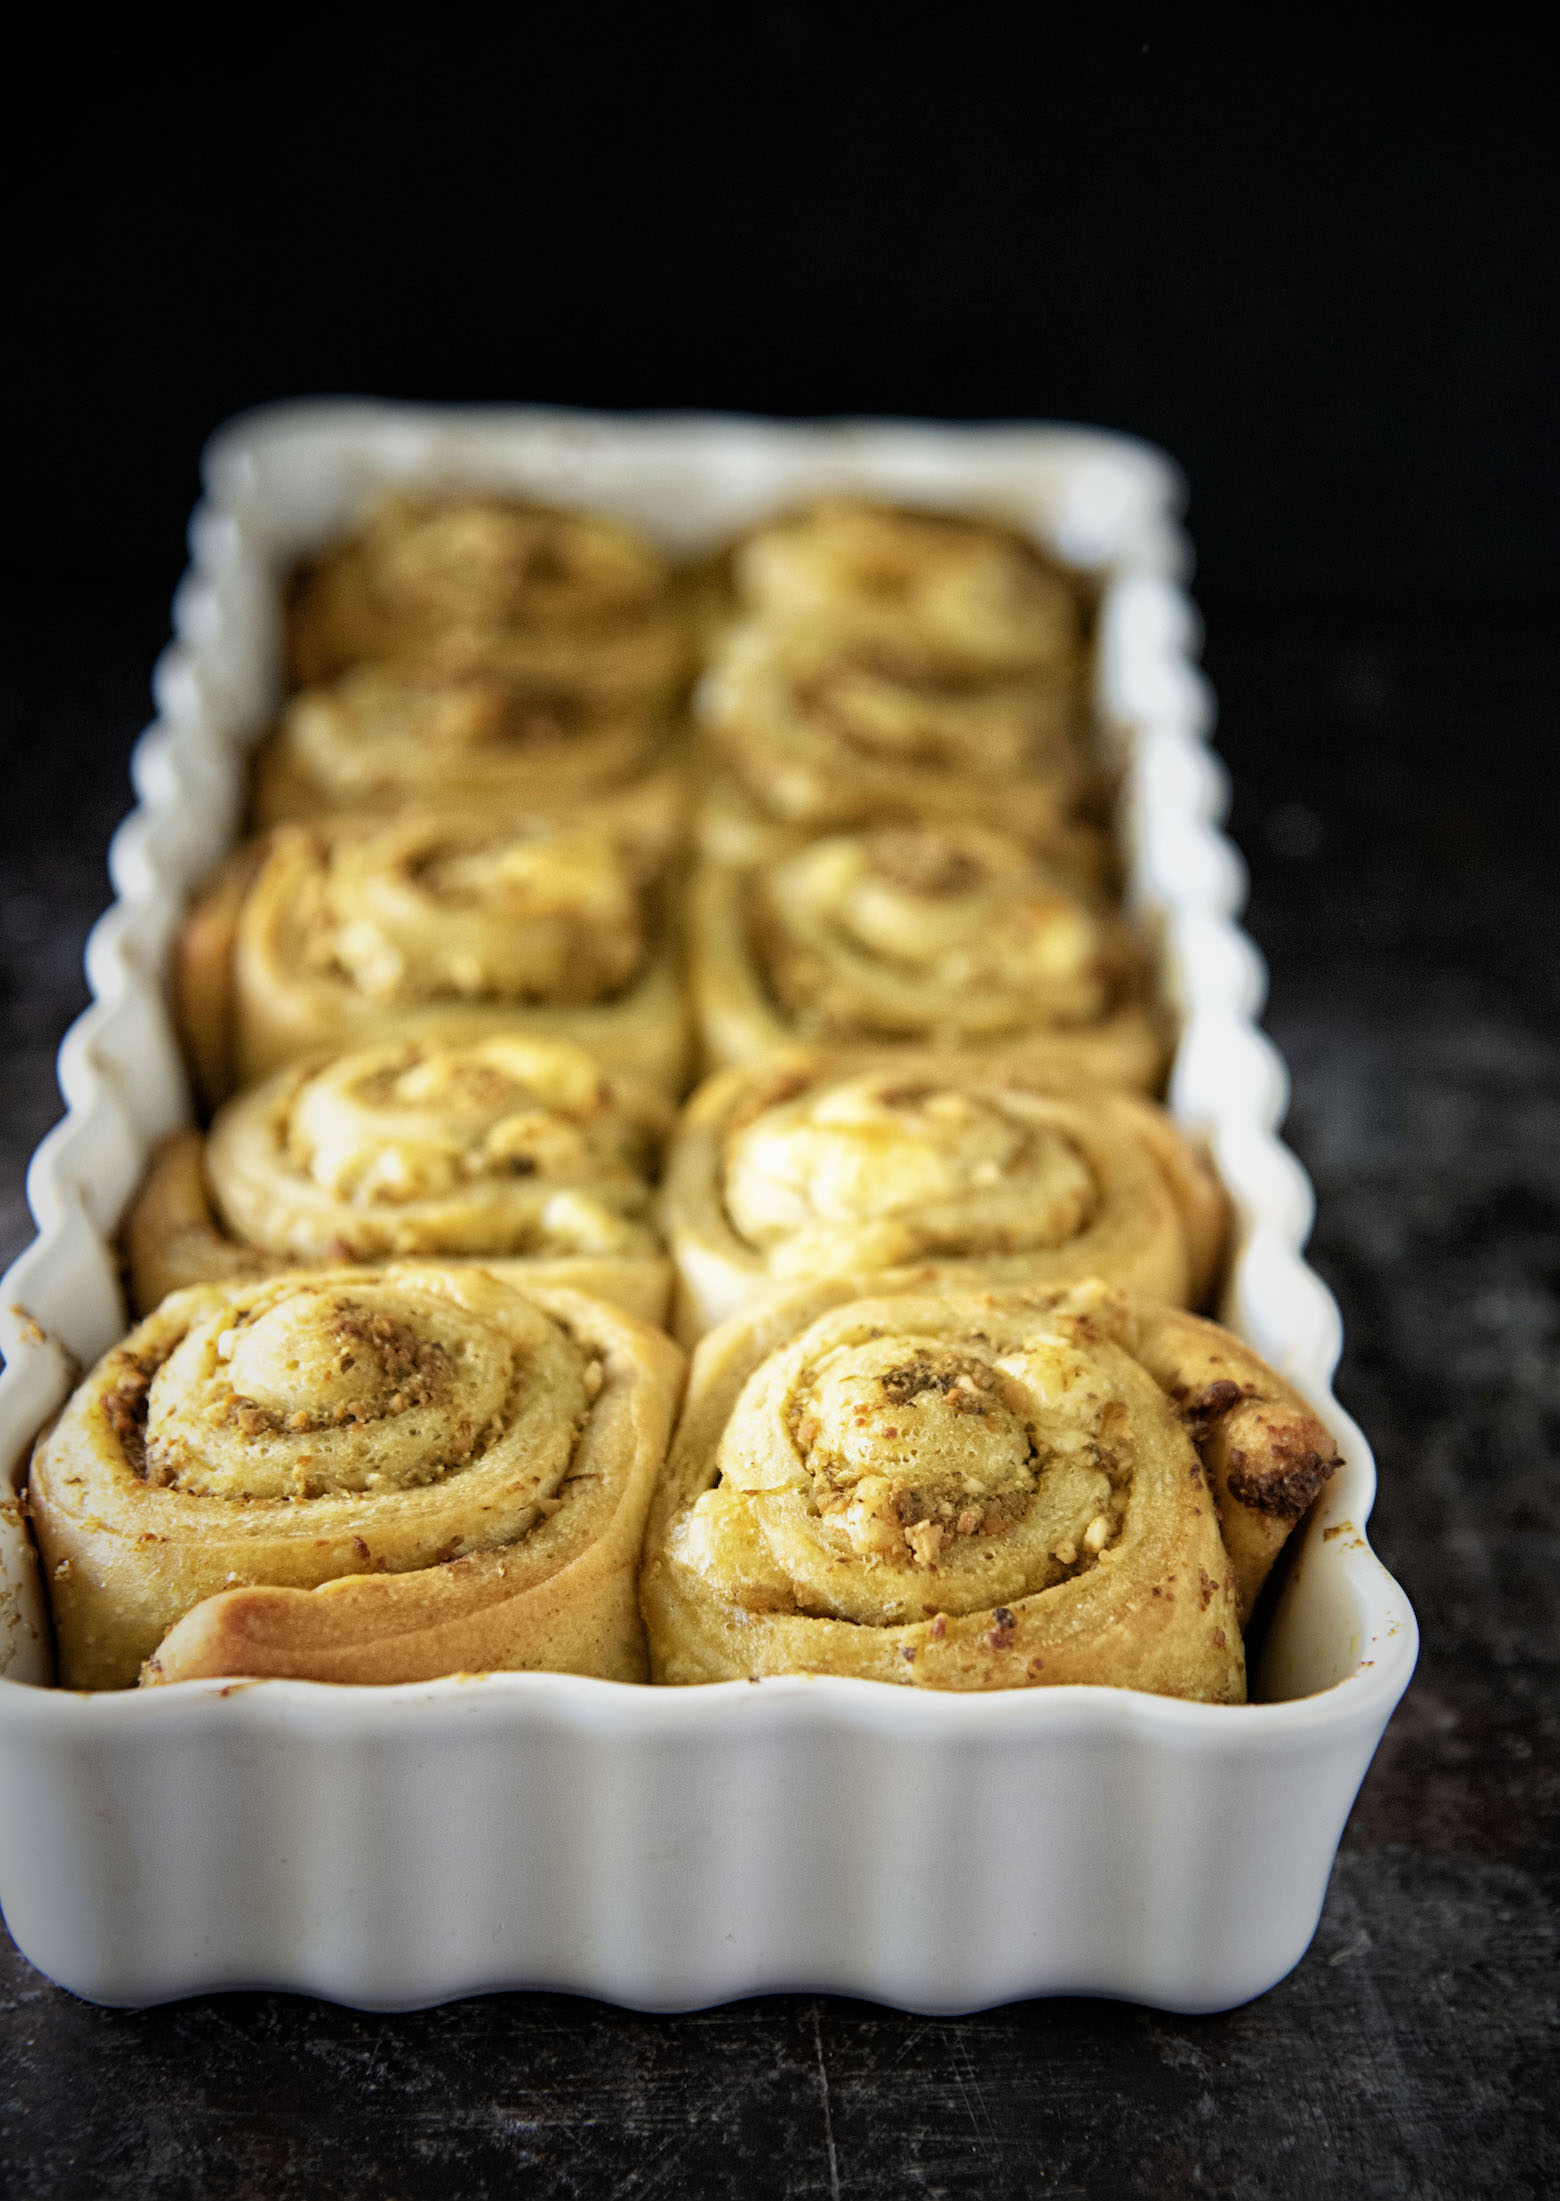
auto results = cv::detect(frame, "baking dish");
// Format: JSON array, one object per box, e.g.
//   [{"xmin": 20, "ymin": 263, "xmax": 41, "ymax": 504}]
[{"xmin": 0, "ymin": 403, "xmax": 1417, "ymax": 2014}]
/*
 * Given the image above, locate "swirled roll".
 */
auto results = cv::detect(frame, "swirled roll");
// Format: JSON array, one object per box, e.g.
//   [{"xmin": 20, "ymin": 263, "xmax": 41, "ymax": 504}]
[
  {"xmin": 30, "ymin": 1265, "xmax": 684, "ymax": 1689},
  {"xmin": 173, "ymin": 775, "xmax": 690, "ymax": 1107},
  {"xmin": 729, "ymin": 498, "xmax": 1083, "ymax": 677},
  {"xmin": 286, "ymin": 494, "xmax": 675, "ymax": 687},
  {"xmin": 691, "ymin": 823, "xmax": 1162, "ymax": 1088},
  {"xmin": 253, "ymin": 625, "xmax": 687, "ymax": 827},
  {"xmin": 641, "ymin": 1278, "xmax": 1342, "ymax": 1695},
  {"xmin": 125, "ymin": 1035, "xmax": 672, "ymax": 1323},
  {"xmin": 664, "ymin": 1053, "xmax": 1225, "ymax": 1340},
  {"xmin": 696, "ymin": 618, "xmax": 1101, "ymax": 853}
]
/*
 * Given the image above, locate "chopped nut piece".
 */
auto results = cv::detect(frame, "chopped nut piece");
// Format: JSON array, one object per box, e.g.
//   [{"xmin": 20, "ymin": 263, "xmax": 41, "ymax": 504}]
[{"xmin": 904, "ymin": 1519, "xmax": 943, "ymax": 1566}]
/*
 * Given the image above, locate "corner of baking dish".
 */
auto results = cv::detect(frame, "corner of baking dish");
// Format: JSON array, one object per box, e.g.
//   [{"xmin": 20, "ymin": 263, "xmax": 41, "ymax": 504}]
[{"xmin": 0, "ymin": 402, "xmax": 1418, "ymax": 1740}]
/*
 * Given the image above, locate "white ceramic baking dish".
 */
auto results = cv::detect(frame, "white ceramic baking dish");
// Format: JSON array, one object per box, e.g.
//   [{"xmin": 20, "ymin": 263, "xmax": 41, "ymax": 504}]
[{"xmin": 0, "ymin": 403, "xmax": 1416, "ymax": 2014}]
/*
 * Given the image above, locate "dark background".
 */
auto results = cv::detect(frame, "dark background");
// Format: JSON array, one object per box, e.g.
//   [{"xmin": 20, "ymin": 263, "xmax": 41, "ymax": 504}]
[
  {"xmin": 3, "ymin": 13, "xmax": 1558, "ymax": 2197},
  {"xmin": 10, "ymin": 11, "xmax": 1560, "ymax": 601}
]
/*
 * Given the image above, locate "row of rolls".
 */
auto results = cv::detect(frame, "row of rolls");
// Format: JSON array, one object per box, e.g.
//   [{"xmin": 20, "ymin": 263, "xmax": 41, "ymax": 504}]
[{"xmin": 28, "ymin": 491, "xmax": 1341, "ymax": 1704}]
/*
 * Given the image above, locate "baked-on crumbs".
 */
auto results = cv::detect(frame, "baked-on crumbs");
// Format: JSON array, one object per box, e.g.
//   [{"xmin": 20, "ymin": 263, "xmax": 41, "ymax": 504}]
[
  {"xmin": 1182, "ymin": 1378, "xmax": 1246, "ymax": 1425},
  {"xmin": 1226, "ymin": 1432, "xmax": 1341, "ymax": 1519}
]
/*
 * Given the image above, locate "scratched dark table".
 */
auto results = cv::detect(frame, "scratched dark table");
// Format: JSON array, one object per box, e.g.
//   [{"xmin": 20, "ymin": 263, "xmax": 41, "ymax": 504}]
[{"xmin": 0, "ymin": 590, "xmax": 1555, "ymax": 2199}]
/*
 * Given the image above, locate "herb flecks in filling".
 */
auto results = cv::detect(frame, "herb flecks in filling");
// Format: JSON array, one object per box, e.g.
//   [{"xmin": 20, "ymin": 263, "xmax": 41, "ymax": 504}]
[{"xmin": 788, "ymin": 1338, "xmax": 1038, "ymax": 1567}]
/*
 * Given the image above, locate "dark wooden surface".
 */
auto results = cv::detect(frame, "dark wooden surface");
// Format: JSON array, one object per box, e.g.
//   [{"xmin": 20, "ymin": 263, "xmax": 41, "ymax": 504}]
[{"xmin": 0, "ymin": 592, "xmax": 1554, "ymax": 2198}]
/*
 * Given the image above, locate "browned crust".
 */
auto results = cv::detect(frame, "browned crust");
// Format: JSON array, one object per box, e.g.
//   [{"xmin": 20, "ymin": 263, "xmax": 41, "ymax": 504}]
[
  {"xmin": 1224, "ymin": 1435, "xmax": 1337, "ymax": 1520},
  {"xmin": 1120, "ymin": 1302, "xmax": 1343, "ymax": 1623}
]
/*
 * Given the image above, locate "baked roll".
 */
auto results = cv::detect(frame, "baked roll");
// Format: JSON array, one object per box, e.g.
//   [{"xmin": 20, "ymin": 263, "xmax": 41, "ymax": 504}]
[
  {"xmin": 31, "ymin": 1265, "xmax": 684, "ymax": 1689},
  {"xmin": 728, "ymin": 497, "xmax": 1083, "ymax": 677},
  {"xmin": 286, "ymin": 494, "xmax": 675, "ymax": 688},
  {"xmin": 125, "ymin": 1035, "xmax": 673, "ymax": 1324},
  {"xmin": 253, "ymin": 629, "xmax": 687, "ymax": 828},
  {"xmin": 696, "ymin": 617, "xmax": 1100, "ymax": 854},
  {"xmin": 641, "ymin": 1278, "xmax": 1342, "ymax": 1696},
  {"xmin": 691, "ymin": 823, "xmax": 1162, "ymax": 1088},
  {"xmin": 664, "ymin": 1053, "xmax": 1225, "ymax": 1341},
  {"xmin": 173, "ymin": 775, "xmax": 691, "ymax": 1107}
]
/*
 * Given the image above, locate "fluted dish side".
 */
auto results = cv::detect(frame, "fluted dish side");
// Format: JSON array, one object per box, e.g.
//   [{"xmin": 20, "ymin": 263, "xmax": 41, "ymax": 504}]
[{"xmin": 0, "ymin": 405, "xmax": 1417, "ymax": 2012}]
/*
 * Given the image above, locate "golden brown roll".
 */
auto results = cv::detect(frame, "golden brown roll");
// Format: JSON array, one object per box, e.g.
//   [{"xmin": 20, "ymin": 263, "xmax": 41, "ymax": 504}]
[
  {"xmin": 663, "ymin": 1052, "xmax": 1225, "ymax": 1341},
  {"xmin": 125, "ymin": 1035, "xmax": 673, "ymax": 1324},
  {"xmin": 691, "ymin": 823, "xmax": 1163, "ymax": 1088},
  {"xmin": 641, "ymin": 1277, "xmax": 1342, "ymax": 1695},
  {"xmin": 31, "ymin": 1265, "xmax": 685, "ymax": 1689},
  {"xmin": 729, "ymin": 497, "xmax": 1083, "ymax": 677},
  {"xmin": 696, "ymin": 617, "xmax": 1101, "ymax": 852},
  {"xmin": 173, "ymin": 774, "xmax": 691, "ymax": 1107},
  {"xmin": 286, "ymin": 493, "xmax": 675, "ymax": 688},
  {"xmin": 253, "ymin": 628, "xmax": 686, "ymax": 828}
]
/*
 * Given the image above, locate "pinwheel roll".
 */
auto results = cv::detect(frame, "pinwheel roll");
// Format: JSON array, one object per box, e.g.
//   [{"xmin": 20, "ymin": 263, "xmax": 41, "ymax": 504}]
[
  {"xmin": 125, "ymin": 1035, "xmax": 672, "ymax": 1324},
  {"xmin": 173, "ymin": 774, "xmax": 691, "ymax": 1106},
  {"xmin": 664, "ymin": 1053, "xmax": 1225, "ymax": 1341},
  {"xmin": 31, "ymin": 1266, "xmax": 685, "ymax": 1690},
  {"xmin": 286, "ymin": 494, "xmax": 676, "ymax": 687},
  {"xmin": 641, "ymin": 1278, "xmax": 1341, "ymax": 1696},
  {"xmin": 728, "ymin": 498, "xmax": 1085, "ymax": 678},
  {"xmin": 695, "ymin": 618, "xmax": 1101, "ymax": 851},
  {"xmin": 253, "ymin": 627, "xmax": 687, "ymax": 828},
  {"xmin": 691, "ymin": 823, "xmax": 1163, "ymax": 1089}
]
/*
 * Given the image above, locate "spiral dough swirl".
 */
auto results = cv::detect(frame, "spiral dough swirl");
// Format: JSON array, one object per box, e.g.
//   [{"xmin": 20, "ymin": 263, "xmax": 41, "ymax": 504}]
[{"xmin": 31, "ymin": 1265, "xmax": 684, "ymax": 1688}]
